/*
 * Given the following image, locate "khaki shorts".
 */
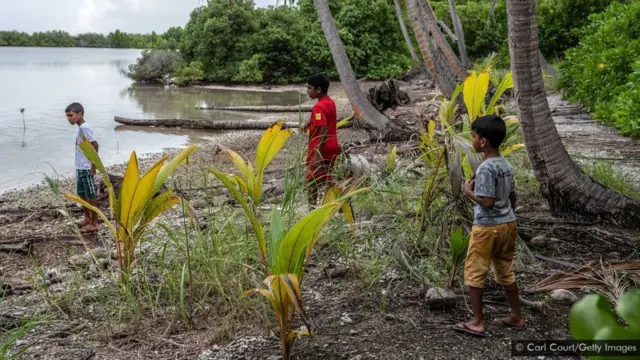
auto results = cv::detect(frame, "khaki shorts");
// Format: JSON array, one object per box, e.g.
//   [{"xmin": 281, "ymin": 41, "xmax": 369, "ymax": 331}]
[{"xmin": 464, "ymin": 221, "xmax": 518, "ymax": 288}]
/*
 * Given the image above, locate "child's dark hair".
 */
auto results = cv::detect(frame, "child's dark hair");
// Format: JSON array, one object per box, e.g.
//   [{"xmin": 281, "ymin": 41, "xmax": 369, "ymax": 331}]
[
  {"xmin": 471, "ymin": 115, "xmax": 506, "ymax": 148},
  {"xmin": 307, "ymin": 74, "xmax": 330, "ymax": 94},
  {"xmin": 65, "ymin": 102, "xmax": 84, "ymax": 115}
]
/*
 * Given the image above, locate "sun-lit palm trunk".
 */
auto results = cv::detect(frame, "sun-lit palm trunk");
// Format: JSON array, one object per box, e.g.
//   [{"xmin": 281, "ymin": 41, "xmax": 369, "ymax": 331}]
[
  {"xmin": 406, "ymin": 0, "xmax": 465, "ymax": 99},
  {"xmin": 418, "ymin": 0, "xmax": 466, "ymax": 80},
  {"xmin": 314, "ymin": 0, "xmax": 389, "ymax": 130},
  {"xmin": 506, "ymin": 0, "xmax": 639, "ymax": 225},
  {"xmin": 393, "ymin": 0, "xmax": 421, "ymax": 64},
  {"xmin": 447, "ymin": 0, "xmax": 471, "ymax": 68}
]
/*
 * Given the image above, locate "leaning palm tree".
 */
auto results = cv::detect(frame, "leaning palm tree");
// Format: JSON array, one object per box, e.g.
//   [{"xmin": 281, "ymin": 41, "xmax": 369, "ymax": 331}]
[
  {"xmin": 392, "ymin": 0, "xmax": 421, "ymax": 64},
  {"xmin": 506, "ymin": 0, "xmax": 640, "ymax": 225},
  {"xmin": 406, "ymin": 0, "xmax": 466, "ymax": 99},
  {"xmin": 314, "ymin": 0, "xmax": 414, "ymax": 141},
  {"xmin": 447, "ymin": 0, "xmax": 471, "ymax": 68}
]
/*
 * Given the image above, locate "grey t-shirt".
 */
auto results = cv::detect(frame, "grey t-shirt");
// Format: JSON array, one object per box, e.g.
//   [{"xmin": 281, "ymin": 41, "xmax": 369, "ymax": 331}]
[{"xmin": 473, "ymin": 156, "xmax": 516, "ymax": 226}]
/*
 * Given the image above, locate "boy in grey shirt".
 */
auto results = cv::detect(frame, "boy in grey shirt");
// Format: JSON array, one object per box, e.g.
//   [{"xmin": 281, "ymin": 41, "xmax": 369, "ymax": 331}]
[{"xmin": 453, "ymin": 115, "xmax": 525, "ymax": 337}]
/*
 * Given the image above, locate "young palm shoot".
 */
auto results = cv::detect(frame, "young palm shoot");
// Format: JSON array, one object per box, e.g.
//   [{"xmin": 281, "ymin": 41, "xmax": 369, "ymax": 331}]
[{"xmin": 63, "ymin": 138, "xmax": 197, "ymax": 275}]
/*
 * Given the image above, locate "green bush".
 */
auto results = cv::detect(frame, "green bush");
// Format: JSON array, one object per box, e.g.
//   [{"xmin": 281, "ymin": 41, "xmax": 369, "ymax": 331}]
[
  {"xmin": 560, "ymin": 1, "xmax": 640, "ymax": 137},
  {"xmin": 176, "ymin": 0, "xmax": 411, "ymax": 84},
  {"xmin": 431, "ymin": 0, "xmax": 616, "ymax": 64},
  {"xmin": 233, "ymin": 54, "xmax": 263, "ymax": 83},
  {"xmin": 537, "ymin": 0, "xmax": 616, "ymax": 60},
  {"xmin": 125, "ymin": 49, "xmax": 184, "ymax": 84},
  {"xmin": 432, "ymin": 0, "xmax": 507, "ymax": 62},
  {"xmin": 172, "ymin": 61, "xmax": 205, "ymax": 86}
]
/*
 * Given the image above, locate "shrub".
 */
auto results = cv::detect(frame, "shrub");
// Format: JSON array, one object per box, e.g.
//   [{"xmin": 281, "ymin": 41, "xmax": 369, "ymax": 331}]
[
  {"xmin": 431, "ymin": 0, "xmax": 616, "ymax": 64},
  {"xmin": 233, "ymin": 54, "xmax": 264, "ymax": 83},
  {"xmin": 560, "ymin": 1, "xmax": 640, "ymax": 137},
  {"xmin": 172, "ymin": 61, "xmax": 205, "ymax": 86},
  {"xmin": 537, "ymin": 0, "xmax": 616, "ymax": 60},
  {"xmin": 126, "ymin": 49, "xmax": 184, "ymax": 84}
]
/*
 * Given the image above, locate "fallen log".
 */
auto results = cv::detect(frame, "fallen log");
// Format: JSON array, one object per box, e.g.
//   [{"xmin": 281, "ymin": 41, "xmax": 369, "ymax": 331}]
[
  {"xmin": 114, "ymin": 117, "xmax": 300, "ymax": 130},
  {"xmin": 0, "ymin": 234, "xmax": 85, "ymax": 245},
  {"xmin": 0, "ymin": 242, "xmax": 32, "ymax": 255},
  {"xmin": 196, "ymin": 105, "xmax": 313, "ymax": 112}
]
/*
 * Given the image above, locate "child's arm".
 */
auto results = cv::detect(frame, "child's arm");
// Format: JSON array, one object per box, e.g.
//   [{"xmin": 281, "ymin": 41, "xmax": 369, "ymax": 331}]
[
  {"xmin": 464, "ymin": 180, "xmax": 496, "ymax": 208},
  {"xmin": 464, "ymin": 166, "xmax": 496, "ymax": 208},
  {"xmin": 509, "ymin": 191, "xmax": 517, "ymax": 211}
]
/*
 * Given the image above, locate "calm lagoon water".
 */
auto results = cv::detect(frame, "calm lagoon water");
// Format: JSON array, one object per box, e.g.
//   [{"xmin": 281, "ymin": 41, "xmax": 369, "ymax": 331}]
[{"xmin": 0, "ymin": 47, "xmax": 301, "ymax": 193}]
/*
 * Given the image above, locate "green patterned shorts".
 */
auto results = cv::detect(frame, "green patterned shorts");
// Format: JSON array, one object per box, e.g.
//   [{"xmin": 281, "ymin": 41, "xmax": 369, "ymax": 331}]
[{"xmin": 76, "ymin": 170, "xmax": 97, "ymax": 199}]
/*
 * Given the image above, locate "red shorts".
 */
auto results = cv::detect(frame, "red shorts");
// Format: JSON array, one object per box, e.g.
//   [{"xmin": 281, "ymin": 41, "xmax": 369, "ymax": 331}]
[{"xmin": 306, "ymin": 147, "xmax": 339, "ymax": 183}]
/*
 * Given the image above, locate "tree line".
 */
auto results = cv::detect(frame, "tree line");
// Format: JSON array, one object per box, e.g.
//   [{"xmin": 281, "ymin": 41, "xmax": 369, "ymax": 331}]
[{"xmin": 0, "ymin": 27, "xmax": 183, "ymax": 49}]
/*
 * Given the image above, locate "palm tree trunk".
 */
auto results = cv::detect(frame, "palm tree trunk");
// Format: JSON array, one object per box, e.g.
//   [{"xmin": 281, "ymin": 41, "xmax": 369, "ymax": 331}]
[
  {"xmin": 314, "ymin": 0, "xmax": 419, "ymax": 141},
  {"xmin": 393, "ymin": 0, "xmax": 421, "ymax": 64},
  {"xmin": 406, "ymin": 0, "xmax": 462, "ymax": 99},
  {"xmin": 418, "ymin": 0, "xmax": 467, "ymax": 81},
  {"xmin": 314, "ymin": 0, "xmax": 389, "ymax": 130},
  {"xmin": 447, "ymin": 0, "xmax": 471, "ymax": 68},
  {"xmin": 506, "ymin": 0, "xmax": 640, "ymax": 226}
]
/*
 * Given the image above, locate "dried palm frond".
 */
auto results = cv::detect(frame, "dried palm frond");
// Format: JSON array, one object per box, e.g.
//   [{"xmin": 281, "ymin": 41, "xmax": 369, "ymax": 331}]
[{"xmin": 527, "ymin": 260, "xmax": 640, "ymax": 297}]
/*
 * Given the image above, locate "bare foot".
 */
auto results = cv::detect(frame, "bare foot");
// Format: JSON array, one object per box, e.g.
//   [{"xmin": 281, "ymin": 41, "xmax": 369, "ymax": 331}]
[
  {"xmin": 76, "ymin": 218, "xmax": 90, "ymax": 227},
  {"xmin": 80, "ymin": 223, "xmax": 100, "ymax": 233},
  {"xmin": 494, "ymin": 316, "xmax": 526, "ymax": 330}
]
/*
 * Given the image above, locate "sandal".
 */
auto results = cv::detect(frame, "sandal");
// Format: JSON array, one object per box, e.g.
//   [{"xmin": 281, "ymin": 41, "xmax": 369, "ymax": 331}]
[
  {"xmin": 493, "ymin": 317, "xmax": 527, "ymax": 331},
  {"xmin": 452, "ymin": 323, "xmax": 487, "ymax": 338}
]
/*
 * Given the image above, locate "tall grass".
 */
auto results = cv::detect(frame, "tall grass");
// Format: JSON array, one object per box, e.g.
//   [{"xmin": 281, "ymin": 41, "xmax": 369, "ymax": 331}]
[{"xmin": 582, "ymin": 161, "xmax": 640, "ymax": 199}]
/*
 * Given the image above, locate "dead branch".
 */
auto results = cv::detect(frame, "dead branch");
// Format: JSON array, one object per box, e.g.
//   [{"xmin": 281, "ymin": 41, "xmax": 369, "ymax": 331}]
[
  {"xmin": 533, "ymin": 254, "xmax": 581, "ymax": 269},
  {"xmin": 0, "ymin": 242, "xmax": 32, "ymax": 255}
]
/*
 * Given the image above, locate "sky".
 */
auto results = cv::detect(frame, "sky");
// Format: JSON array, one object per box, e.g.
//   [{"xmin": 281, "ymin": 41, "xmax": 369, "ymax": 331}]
[{"xmin": 0, "ymin": 0, "xmax": 276, "ymax": 34}]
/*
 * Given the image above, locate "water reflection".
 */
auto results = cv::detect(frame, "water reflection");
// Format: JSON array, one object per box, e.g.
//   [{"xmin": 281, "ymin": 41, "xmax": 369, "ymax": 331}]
[{"xmin": 121, "ymin": 85, "xmax": 303, "ymax": 121}]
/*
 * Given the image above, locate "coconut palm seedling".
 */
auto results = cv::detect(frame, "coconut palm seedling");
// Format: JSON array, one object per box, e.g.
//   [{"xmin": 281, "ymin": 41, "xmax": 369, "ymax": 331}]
[
  {"xmin": 385, "ymin": 145, "xmax": 397, "ymax": 176},
  {"xmin": 434, "ymin": 70, "xmax": 524, "ymax": 200},
  {"xmin": 63, "ymin": 138, "xmax": 197, "ymax": 274},
  {"xmin": 448, "ymin": 226, "xmax": 469, "ymax": 288},
  {"xmin": 209, "ymin": 120, "xmax": 294, "ymax": 268},
  {"xmin": 211, "ymin": 122, "xmax": 366, "ymax": 359},
  {"xmin": 246, "ymin": 178, "xmax": 366, "ymax": 360},
  {"xmin": 569, "ymin": 290, "xmax": 640, "ymax": 360},
  {"xmin": 210, "ymin": 120, "xmax": 359, "ymax": 267}
]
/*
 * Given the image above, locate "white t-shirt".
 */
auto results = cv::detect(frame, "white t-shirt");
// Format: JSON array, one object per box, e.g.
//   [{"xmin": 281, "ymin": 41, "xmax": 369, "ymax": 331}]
[{"xmin": 76, "ymin": 123, "xmax": 97, "ymax": 170}]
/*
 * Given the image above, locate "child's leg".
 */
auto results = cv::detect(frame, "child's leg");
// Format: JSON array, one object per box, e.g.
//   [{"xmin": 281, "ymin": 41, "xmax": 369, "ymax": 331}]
[
  {"xmin": 78, "ymin": 170, "xmax": 100, "ymax": 232},
  {"xmin": 307, "ymin": 180, "xmax": 319, "ymax": 209},
  {"xmin": 492, "ymin": 221, "xmax": 525, "ymax": 328},
  {"xmin": 455, "ymin": 226, "xmax": 495, "ymax": 334},
  {"xmin": 76, "ymin": 171, "xmax": 90, "ymax": 227},
  {"xmin": 498, "ymin": 282, "xmax": 525, "ymax": 327}
]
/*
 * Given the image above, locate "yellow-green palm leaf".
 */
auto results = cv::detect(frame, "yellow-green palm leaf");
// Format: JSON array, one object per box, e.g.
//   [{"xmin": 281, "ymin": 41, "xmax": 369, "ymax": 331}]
[{"xmin": 463, "ymin": 71, "xmax": 490, "ymax": 121}]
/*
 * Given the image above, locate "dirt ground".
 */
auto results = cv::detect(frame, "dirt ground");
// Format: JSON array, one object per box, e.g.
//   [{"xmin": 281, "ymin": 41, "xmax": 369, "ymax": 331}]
[{"xmin": 1, "ymin": 74, "xmax": 639, "ymax": 360}]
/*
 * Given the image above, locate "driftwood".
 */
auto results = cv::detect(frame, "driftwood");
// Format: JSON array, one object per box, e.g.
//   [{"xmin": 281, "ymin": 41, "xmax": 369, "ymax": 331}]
[
  {"xmin": 0, "ymin": 234, "xmax": 85, "ymax": 245},
  {"xmin": 196, "ymin": 105, "xmax": 313, "ymax": 112},
  {"xmin": 365, "ymin": 79, "xmax": 411, "ymax": 113},
  {"xmin": 533, "ymin": 254, "xmax": 581, "ymax": 269},
  {"xmin": 0, "ymin": 242, "xmax": 32, "ymax": 255},
  {"xmin": 114, "ymin": 117, "xmax": 299, "ymax": 130}
]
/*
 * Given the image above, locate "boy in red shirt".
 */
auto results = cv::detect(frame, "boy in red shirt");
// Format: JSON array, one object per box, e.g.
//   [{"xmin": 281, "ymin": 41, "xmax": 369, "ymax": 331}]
[{"xmin": 303, "ymin": 74, "xmax": 340, "ymax": 207}]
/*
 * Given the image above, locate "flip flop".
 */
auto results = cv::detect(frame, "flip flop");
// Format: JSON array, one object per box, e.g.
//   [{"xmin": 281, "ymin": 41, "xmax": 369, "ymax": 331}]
[
  {"xmin": 80, "ymin": 226, "xmax": 100, "ymax": 234},
  {"xmin": 452, "ymin": 323, "xmax": 487, "ymax": 338},
  {"xmin": 493, "ymin": 318, "xmax": 527, "ymax": 331}
]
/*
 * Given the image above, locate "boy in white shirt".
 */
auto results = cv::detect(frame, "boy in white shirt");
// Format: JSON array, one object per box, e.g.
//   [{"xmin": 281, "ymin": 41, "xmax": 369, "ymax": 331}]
[{"xmin": 65, "ymin": 103, "xmax": 100, "ymax": 233}]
